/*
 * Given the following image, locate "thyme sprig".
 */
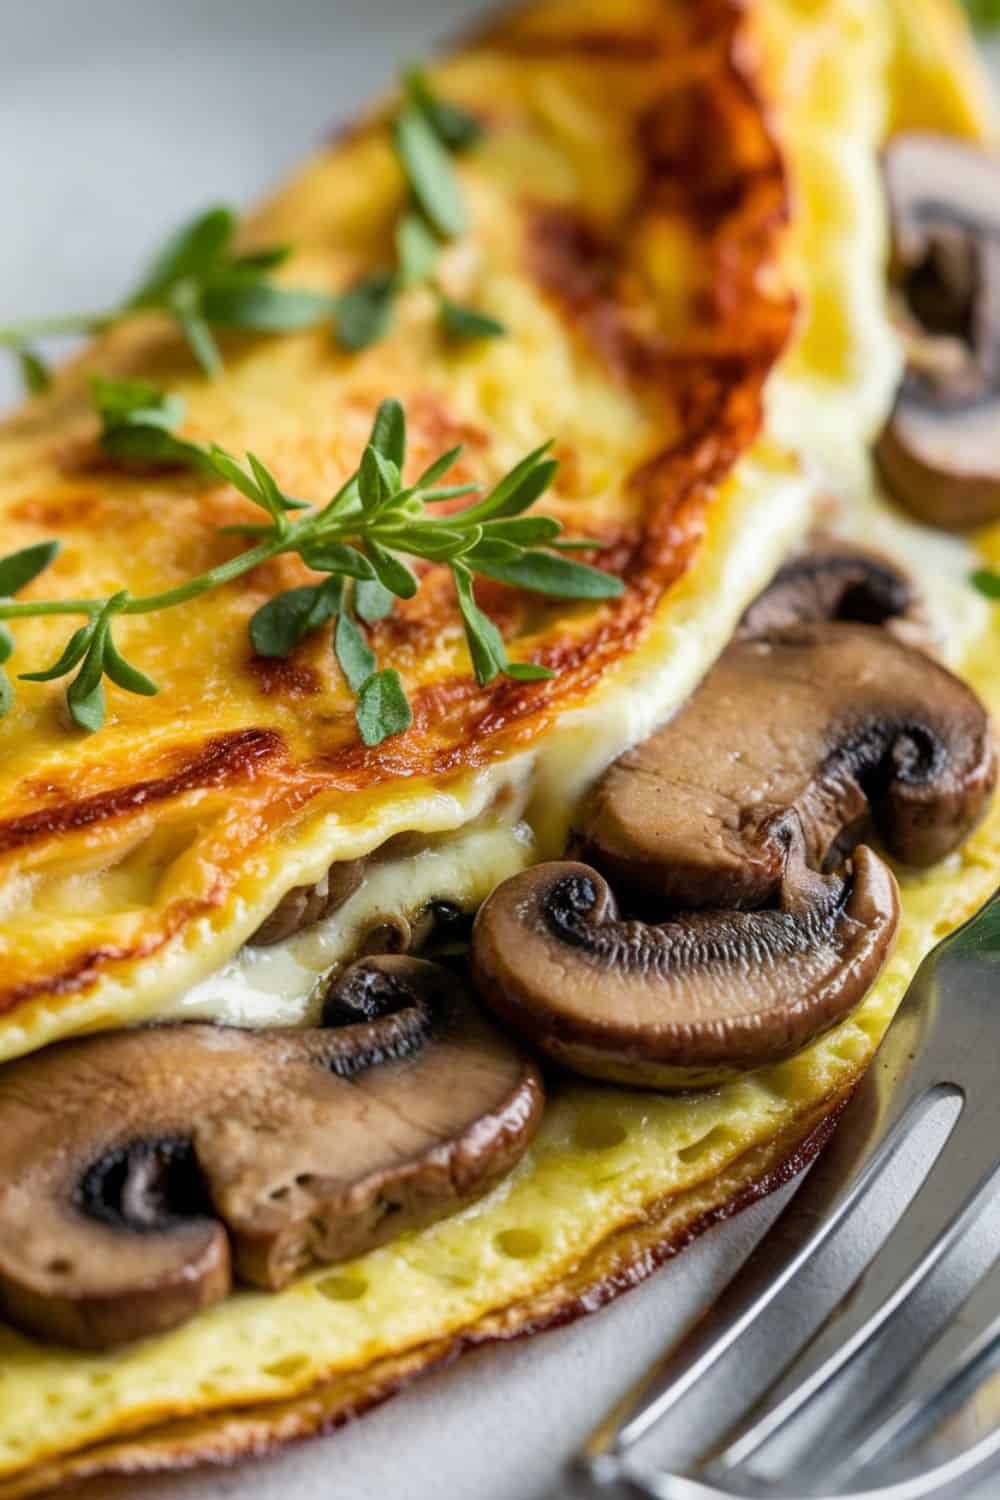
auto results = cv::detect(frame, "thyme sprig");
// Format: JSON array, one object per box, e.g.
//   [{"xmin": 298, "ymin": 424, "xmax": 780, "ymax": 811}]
[
  {"xmin": 0, "ymin": 207, "xmax": 338, "ymax": 390},
  {"xmin": 1, "ymin": 69, "xmax": 495, "ymax": 391},
  {"xmin": 0, "ymin": 383, "xmax": 622, "ymax": 744},
  {"xmin": 335, "ymin": 68, "xmax": 503, "ymax": 351}
]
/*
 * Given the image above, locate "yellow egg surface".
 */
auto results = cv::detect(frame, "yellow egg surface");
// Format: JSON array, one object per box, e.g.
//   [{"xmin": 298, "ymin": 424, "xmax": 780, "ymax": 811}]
[{"xmin": 0, "ymin": 0, "xmax": 997, "ymax": 1495}]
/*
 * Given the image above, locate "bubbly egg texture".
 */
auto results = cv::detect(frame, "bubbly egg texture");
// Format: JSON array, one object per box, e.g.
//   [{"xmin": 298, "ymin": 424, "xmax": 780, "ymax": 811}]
[{"xmin": 0, "ymin": 0, "xmax": 998, "ymax": 1495}]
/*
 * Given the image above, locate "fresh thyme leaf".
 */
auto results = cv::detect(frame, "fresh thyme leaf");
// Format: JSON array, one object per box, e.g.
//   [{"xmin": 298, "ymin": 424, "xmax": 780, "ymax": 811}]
[
  {"xmin": 330, "ymin": 70, "xmax": 491, "ymax": 355},
  {"xmin": 369, "ymin": 398, "xmax": 407, "ymax": 468},
  {"xmin": 415, "ymin": 445, "xmax": 462, "ymax": 489},
  {"xmin": 103, "ymin": 631, "xmax": 159, "ymax": 696},
  {"xmin": 335, "ymin": 272, "xmax": 398, "ymax": 351},
  {"xmin": 451, "ymin": 562, "xmax": 507, "ymax": 683},
  {"xmin": 250, "ymin": 578, "xmax": 343, "ymax": 658},
  {"xmin": 356, "ymin": 667, "xmax": 412, "ymax": 746},
  {"xmin": 172, "ymin": 301, "xmax": 223, "ymax": 378},
  {"xmin": 505, "ymin": 660, "xmax": 555, "ymax": 681},
  {"xmin": 91, "ymin": 375, "xmax": 184, "ymax": 427},
  {"xmin": 371, "ymin": 450, "xmax": 403, "ymax": 505},
  {"xmin": 405, "ymin": 68, "xmax": 483, "ymax": 152},
  {"xmin": 476, "ymin": 550, "xmax": 624, "ymax": 600},
  {"xmin": 548, "ymin": 537, "xmax": 607, "ymax": 551},
  {"xmin": 0, "ymin": 625, "xmax": 12, "ymax": 665},
  {"xmin": 439, "ymin": 298, "xmax": 506, "ymax": 341},
  {"xmin": 0, "ymin": 541, "xmax": 61, "ymax": 597},
  {"xmin": 126, "ymin": 206, "xmax": 236, "ymax": 309},
  {"xmin": 300, "ymin": 541, "xmax": 375, "ymax": 579},
  {"xmin": 16, "ymin": 345, "xmax": 51, "ymax": 395},
  {"xmin": 963, "ymin": 0, "xmax": 1000, "ymax": 29},
  {"xmin": 458, "ymin": 450, "xmax": 558, "ymax": 524},
  {"xmin": 463, "ymin": 536, "xmax": 522, "ymax": 565},
  {"xmin": 395, "ymin": 103, "xmax": 467, "ymax": 240},
  {"xmin": 102, "ymin": 422, "xmax": 211, "ymax": 470},
  {"xmin": 481, "ymin": 515, "xmax": 562, "ymax": 546},
  {"xmin": 393, "ymin": 523, "xmax": 477, "ymax": 561},
  {"xmin": 397, "ymin": 212, "xmax": 440, "ymax": 288},
  {"xmin": 199, "ymin": 278, "xmax": 338, "ymax": 332},
  {"xmin": 93, "ymin": 377, "xmax": 212, "ymax": 470},
  {"xmin": 66, "ymin": 615, "xmax": 111, "ymax": 732},
  {"xmin": 366, "ymin": 539, "xmax": 419, "ymax": 598},
  {"xmin": 230, "ymin": 246, "xmax": 293, "ymax": 274},
  {"xmin": 358, "ymin": 446, "xmax": 389, "ymax": 512},
  {"xmin": 355, "ymin": 578, "xmax": 396, "ymax": 623},
  {"xmin": 334, "ymin": 609, "xmax": 377, "ymax": 692},
  {"xmin": 972, "ymin": 568, "xmax": 1000, "ymax": 599},
  {"xmin": 19, "ymin": 623, "xmax": 95, "ymax": 682},
  {"xmin": 0, "ymin": 670, "xmax": 12, "ymax": 720}
]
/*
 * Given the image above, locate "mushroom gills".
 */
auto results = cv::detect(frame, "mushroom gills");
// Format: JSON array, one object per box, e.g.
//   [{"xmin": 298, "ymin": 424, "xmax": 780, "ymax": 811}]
[
  {"xmin": 472, "ymin": 621, "xmax": 995, "ymax": 1088},
  {"xmin": 876, "ymin": 132, "xmax": 1000, "ymax": 528},
  {"xmin": 472, "ymin": 845, "xmax": 898, "ymax": 1089},
  {"xmin": 737, "ymin": 540, "xmax": 924, "ymax": 642},
  {"xmin": 0, "ymin": 958, "xmax": 543, "ymax": 1350}
]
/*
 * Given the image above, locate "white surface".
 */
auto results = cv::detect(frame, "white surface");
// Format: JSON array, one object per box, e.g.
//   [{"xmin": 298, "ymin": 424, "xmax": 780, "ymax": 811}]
[{"xmin": 2, "ymin": 6, "xmax": 1000, "ymax": 1498}]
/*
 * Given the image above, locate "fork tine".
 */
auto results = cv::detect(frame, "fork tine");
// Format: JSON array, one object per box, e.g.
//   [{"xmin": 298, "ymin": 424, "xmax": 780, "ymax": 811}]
[
  {"xmin": 708, "ymin": 1112, "xmax": 1000, "ymax": 1480},
  {"xmin": 583, "ymin": 1067, "xmax": 953, "ymax": 1463},
  {"xmin": 830, "ymin": 1250, "xmax": 1000, "ymax": 1487}
]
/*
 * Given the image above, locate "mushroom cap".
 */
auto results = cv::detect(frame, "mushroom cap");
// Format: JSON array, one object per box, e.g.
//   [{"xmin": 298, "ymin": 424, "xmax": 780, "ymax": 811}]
[
  {"xmin": 737, "ymin": 542, "xmax": 919, "ymax": 640},
  {"xmin": 471, "ymin": 846, "xmax": 899, "ymax": 1087},
  {"xmin": 877, "ymin": 132, "xmax": 1000, "ymax": 529},
  {"xmin": 578, "ymin": 623, "xmax": 995, "ymax": 912},
  {"xmin": 0, "ymin": 958, "xmax": 543, "ymax": 1349}
]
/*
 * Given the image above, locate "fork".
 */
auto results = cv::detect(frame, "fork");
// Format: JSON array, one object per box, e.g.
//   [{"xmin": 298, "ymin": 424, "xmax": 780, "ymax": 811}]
[{"xmin": 561, "ymin": 888, "xmax": 1000, "ymax": 1500}]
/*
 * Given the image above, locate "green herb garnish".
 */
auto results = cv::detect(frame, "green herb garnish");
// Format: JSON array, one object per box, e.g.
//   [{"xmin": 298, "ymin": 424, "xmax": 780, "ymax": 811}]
[
  {"xmin": 972, "ymin": 568, "xmax": 1000, "ymax": 599},
  {"xmin": 963, "ymin": 0, "xmax": 1000, "ymax": 30},
  {"xmin": 0, "ymin": 384, "xmax": 622, "ymax": 745},
  {"xmin": 334, "ymin": 68, "xmax": 503, "ymax": 351},
  {"xmin": 0, "ymin": 207, "xmax": 337, "ymax": 388}
]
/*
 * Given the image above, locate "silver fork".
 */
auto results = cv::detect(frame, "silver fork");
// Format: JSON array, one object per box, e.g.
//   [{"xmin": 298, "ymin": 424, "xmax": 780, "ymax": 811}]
[{"xmin": 561, "ymin": 888, "xmax": 1000, "ymax": 1500}]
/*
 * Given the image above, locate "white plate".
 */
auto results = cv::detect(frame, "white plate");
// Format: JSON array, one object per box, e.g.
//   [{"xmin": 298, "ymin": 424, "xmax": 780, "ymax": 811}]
[{"xmin": 2, "ymin": 6, "xmax": 999, "ymax": 1498}]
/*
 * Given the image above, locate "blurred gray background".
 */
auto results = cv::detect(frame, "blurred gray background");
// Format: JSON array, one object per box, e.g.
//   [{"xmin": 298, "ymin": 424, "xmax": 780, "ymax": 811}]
[{"xmin": 3, "ymin": 5, "xmax": 1000, "ymax": 1499}]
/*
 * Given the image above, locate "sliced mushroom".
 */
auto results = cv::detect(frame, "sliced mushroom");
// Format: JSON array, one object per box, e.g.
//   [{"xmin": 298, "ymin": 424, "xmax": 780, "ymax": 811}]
[
  {"xmin": 737, "ymin": 541, "xmax": 920, "ymax": 640},
  {"xmin": 472, "ymin": 844, "xmax": 898, "ymax": 1088},
  {"xmin": 472, "ymin": 623, "xmax": 995, "ymax": 1087},
  {"xmin": 250, "ymin": 858, "xmax": 366, "ymax": 946},
  {"xmin": 0, "ymin": 958, "xmax": 543, "ymax": 1349},
  {"xmin": 877, "ymin": 133, "xmax": 1000, "ymax": 528},
  {"xmin": 578, "ymin": 623, "xmax": 994, "ymax": 910}
]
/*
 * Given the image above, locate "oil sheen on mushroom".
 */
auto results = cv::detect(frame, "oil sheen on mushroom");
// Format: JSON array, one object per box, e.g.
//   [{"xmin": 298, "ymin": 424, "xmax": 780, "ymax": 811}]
[
  {"xmin": 877, "ymin": 133, "xmax": 1000, "ymax": 528},
  {"xmin": 0, "ymin": 958, "xmax": 543, "ymax": 1350},
  {"xmin": 471, "ymin": 622, "xmax": 995, "ymax": 1090}
]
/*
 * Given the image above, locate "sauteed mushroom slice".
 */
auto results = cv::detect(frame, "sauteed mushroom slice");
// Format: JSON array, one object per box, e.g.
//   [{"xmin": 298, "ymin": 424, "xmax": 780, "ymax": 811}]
[
  {"xmin": 472, "ymin": 623, "xmax": 995, "ymax": 1087},
  {"xmin": 250, "ymin": 858, "xmax": 366, "ymax": 946},
  {"xmin": 877, "ymin": 133, "xmax": 1000, "ymax": 528},
  {"xmin": 471, "ymin": 845, "xmax": 898, "ymax": 1088},
  {"xmin": 738, "ymin": 542, "xmax": 919, "ymax": 639},
  {"xmin": 0, "ymin": 958, "xmax": 543, "ymax": 1349},
  {"xmin": 578, "ymin": 623, "xmax": 994, "ymax": 911}
]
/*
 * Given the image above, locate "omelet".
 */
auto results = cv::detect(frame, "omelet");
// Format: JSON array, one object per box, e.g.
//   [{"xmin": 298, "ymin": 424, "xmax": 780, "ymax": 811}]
[{"xmin": 0, "ymin": 0, "xmax": 997, "ymax": 1494}]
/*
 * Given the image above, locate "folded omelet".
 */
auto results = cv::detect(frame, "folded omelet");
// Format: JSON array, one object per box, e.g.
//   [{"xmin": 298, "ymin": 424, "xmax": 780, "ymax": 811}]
[{"xmin": 0, "ymin": 0, "xmax": 997, "ymax": 1493}]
